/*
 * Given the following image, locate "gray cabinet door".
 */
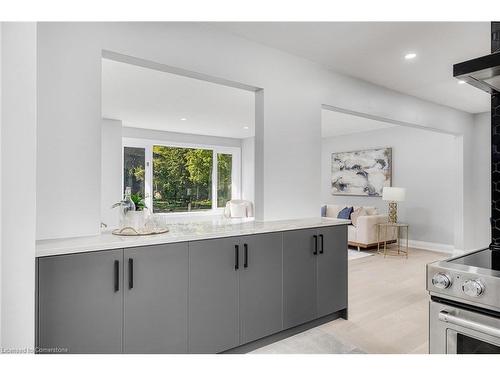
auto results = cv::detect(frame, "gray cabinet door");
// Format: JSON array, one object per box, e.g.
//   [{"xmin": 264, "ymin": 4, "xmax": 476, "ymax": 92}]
[
  {"xmin": 317, "ymin": 226, "xmax": 348, "ymax": 317},
  {"xmin": 38, "ymin": 250, "xmax": 123, "ymax": 353},
  {"xmin": 239, "ymin": 233, "xmax": 283, "ymax": 344},
  {"xmin": 283, "ymin": 228, "xmax": 318, "ymax": 329},
  {"xmin": 188, "ymin": 237, "xmax": 239, "ymax": 353},
  {"xmin": 123, "ymin": 243, "xmax": 188, "ymax": 353}
]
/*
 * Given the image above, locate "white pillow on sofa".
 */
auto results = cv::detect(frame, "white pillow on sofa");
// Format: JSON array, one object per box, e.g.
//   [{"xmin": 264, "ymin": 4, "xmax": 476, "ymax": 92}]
[
  {"xmin": 350, "ymin": 207, "xmax": 366, "ymax": 226},
  {"xmin": 323, "ymin": 204, "xmax": 378, "ymax": 218},
  {"xmin": 364, "ymin": 206, "xmax": 378, "ymax": 215},
  {"xmin": 325, "ymin": 204, "xmax": 343, "ymax": 218}
]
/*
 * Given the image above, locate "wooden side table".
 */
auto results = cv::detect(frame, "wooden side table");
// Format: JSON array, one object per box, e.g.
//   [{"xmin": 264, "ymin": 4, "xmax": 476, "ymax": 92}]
[{"xmin": 377, "ymin": 222, "xmax": 409, "ymax": 258}]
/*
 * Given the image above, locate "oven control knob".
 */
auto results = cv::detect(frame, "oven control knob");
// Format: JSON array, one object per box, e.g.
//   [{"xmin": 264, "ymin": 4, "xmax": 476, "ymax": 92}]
[
  {"xmin": 462, "ymin": 279, "xmax": 485, "ymax": 297},
  {"xmin": 431, "ymin": 273, "xmax": 452, "ymax": 289}
]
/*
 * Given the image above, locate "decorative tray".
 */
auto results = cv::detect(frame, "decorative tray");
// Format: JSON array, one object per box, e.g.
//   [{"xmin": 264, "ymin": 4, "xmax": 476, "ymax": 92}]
[{"xmin": 112, "ymin": 227, "xmax": 169, "ymax": 236}]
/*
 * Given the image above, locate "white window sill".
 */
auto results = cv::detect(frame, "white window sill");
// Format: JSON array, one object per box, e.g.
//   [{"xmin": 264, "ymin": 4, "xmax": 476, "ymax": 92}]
[
  {"xmin": 151, "ymin": 210, "xmax": 254, "ymax": 226},
  {"xmin": 153, "ymin": 209, "xmax": 225, "ymax": 217}
]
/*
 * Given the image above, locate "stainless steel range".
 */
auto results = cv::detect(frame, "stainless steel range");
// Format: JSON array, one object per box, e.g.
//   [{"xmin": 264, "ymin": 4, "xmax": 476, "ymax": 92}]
[
  {"xmin": 427, "ymin": 21, "xmax": 500, "ymax": 354},
  {"xmin": 427, "ymin": 250, "xmax": 500, "ymax": 353}
]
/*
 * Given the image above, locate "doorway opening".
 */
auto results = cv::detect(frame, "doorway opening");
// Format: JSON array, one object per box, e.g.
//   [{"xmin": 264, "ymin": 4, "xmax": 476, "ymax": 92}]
[
  {"xmin": 320, "ymin": 104, "xmax": 461, "ymax": 253},
  {"xmin": 100, "ymin": 51, "xmax": 262, "ymax": 226}
]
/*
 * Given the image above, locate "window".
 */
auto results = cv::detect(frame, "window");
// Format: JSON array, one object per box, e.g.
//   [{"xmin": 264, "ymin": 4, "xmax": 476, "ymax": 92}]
[
  {"xmin": 122, "ymin": 139, "xmax": 240, "ymax": 214},
  {"xmin": 153, "ymin": 146, "xmax": 213, "ymax": 213},
  {"xmin": 217, "ymin": 153, "xmax": 232, "ymax": 208},
  {"xmin": 123, "ymin": 147, "xmax": 145, "ymax": 196}
]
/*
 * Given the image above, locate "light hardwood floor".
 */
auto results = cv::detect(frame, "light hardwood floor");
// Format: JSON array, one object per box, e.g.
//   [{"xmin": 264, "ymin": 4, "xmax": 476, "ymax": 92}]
[{"xmin": 254, "ymin": 248, "xmax": 447, "ymax": 354}]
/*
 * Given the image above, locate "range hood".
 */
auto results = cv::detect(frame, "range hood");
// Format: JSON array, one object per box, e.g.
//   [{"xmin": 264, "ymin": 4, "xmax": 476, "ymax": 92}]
[
  {"xmin": 453, "ymin": 52, "xmax": 500, "ymax": 94},
  {"xmin": 453, "ymin": 23, "xmax": 500, "ymax": 94}
]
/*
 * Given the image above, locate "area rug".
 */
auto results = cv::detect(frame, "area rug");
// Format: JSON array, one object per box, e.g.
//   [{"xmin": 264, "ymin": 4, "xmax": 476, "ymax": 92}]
[
  {"xmin": 250, "ymin": 326, "xmax": 365, "ymax": 354},
  {"xmin": 348, "ymin": 249, "xmax": 374, "ymax": 260}
]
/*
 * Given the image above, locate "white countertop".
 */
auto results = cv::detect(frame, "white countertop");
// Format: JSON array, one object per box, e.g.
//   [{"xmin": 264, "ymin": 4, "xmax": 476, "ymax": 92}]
[{"xmin": 36, "ymin": 217, "xmax": 350, "ymax": 257}]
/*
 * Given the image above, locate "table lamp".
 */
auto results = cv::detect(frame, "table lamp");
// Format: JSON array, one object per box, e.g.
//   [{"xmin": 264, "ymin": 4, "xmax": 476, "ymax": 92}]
[{"xmin": 382, "ymin": 187, "xmax": 406, "ymax": 223}]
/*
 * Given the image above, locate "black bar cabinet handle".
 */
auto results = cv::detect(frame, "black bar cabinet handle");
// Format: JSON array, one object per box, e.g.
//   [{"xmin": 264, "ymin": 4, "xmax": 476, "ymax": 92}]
[
  {"xmin": 235, "ymin": 245, "xmax": 239, "ymax": 270},
  {"xmin": 114, "ymin": 260, "xmax": 119, "ymax": 292},
  {"xmin": 128, "ymin": 258, "xmax": 134, "ymax": 289},
  {"xmin": 244, "ymin": 244, "xmax": 248, "ymax": 268},
  {"xmin": 313, "ymin": 235, "xmax": 318, "ymax": 255},
  {"xmin": 319, "ymin": 234, "xmax": 324, "ymax": 254}
]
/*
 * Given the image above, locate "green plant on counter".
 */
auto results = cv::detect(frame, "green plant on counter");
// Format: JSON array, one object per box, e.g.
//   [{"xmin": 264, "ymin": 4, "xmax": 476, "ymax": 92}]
[{"xmin": 131, "ymin": 193, "xmax": 147, "ymax": 211}]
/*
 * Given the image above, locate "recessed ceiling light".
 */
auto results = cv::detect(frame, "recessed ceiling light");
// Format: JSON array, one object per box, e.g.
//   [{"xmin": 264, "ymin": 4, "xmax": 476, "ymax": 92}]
[
  {"xmin": 180, "ymin": 118, "xmax": 187, "ymax": 121},
  {"xmin": 243, "ymin": 126, "xmax": 249, "ymax": 130},
  {"xmin": 458, "ymin": 80, "xmax": 466, "ymax": 84},
  {"xmin": 404, "ymin": 52, "xmax": 417, "ymax": 60}
]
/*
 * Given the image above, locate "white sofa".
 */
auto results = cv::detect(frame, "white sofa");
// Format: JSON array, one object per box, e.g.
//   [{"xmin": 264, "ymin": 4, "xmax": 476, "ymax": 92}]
[{"xmin": 322, "ymin": 204, "xmax": 397, "ymax": 251}]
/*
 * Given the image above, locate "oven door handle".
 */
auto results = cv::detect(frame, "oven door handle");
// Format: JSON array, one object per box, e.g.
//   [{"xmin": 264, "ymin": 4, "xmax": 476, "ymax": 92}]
[{"xmin": 439, "ymin": 310, "xmax": 500, "ymax": 338}]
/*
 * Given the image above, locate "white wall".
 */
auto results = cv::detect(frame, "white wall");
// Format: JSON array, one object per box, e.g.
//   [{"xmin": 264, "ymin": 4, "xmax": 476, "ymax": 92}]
[
  {"xmin": 37, "ymin": 24, "xmax": 103, "ymax": 240},
  {"xmin": 241, "ymin": 137, "xmax": 255, "ymax": 203},
  {"xmin": 1, "ymin": 22, "xmax": 37, "ymax": 350},
  {"xmin": 36, "ymin": 22, "xmax": 476, "ymax": 249},
  {"xmin": 122, "ymin": 126, "xmax": 242, "ymax": 148},
  {"xmin": 322, "ymin": 126, "xmax": 457, "ymax": 246},
  {"xmin": 101, "ymin": 119, "xmax": 123, "ymax": 229},
  {"xmin": 472, "ymin": 112, "xmax": 491, "ymax": 249}
]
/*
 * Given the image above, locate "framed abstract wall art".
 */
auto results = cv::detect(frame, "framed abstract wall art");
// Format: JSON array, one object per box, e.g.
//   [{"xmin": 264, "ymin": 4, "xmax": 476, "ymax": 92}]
[{"xmin": 331, "ymin": 147, "xmax": 392, "ymax": 196}]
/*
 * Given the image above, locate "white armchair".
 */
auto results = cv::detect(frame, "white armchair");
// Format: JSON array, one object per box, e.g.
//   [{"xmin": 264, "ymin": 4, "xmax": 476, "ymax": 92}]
[{"xmin": 224, "ymin": 200, "xmax": 254, "ymax": 218}]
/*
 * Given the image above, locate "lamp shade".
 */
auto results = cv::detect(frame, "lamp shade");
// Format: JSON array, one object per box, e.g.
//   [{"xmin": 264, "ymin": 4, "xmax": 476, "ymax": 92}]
[{"xmin": 382, "ymin": 187, "xmax": 406, "ymax": 202}]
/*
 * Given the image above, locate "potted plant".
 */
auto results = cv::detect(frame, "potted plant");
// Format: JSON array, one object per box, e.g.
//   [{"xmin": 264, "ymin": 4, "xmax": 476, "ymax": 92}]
[
  {"xmin": 130, "ymin": 193, "xmax": 147, "ymax": 211},
  {"xmin": 112, "ymin": 188, "xmax": 150, "ymax": 234}
]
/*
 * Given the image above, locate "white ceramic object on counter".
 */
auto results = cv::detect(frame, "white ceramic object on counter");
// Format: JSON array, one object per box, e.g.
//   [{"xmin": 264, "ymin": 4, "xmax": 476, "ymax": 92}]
[{"xmin": 122, "ymin": 211, "xmax": 146, "ymax": 231}]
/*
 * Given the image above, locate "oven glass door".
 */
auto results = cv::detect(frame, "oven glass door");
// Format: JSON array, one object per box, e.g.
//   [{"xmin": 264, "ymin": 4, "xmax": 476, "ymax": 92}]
[
  {"xmin": 457, "ymin": 333, "xmax": 500, "ymax": 354},
  {"xmin": 447, "ymin": 329, "xmax": 500, "ymax": 354}
]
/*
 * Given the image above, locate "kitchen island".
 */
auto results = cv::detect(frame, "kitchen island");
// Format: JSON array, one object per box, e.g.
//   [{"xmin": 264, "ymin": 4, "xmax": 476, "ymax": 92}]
[{"xmin": 36, "ymin": 217, "xmax": 349, "ymax": 353}]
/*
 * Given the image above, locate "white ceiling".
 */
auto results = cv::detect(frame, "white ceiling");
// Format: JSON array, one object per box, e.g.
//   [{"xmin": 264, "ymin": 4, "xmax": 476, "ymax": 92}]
[
  {"xmin": 322, "ymin": 109, "xmax": 396, "ymax": 138},
  {"xmin": 102, "ymin": 59, "xmax": 255, "ymax": 139},
  {"xmin": 210, "ymin": 22, "xmax": 491, "ymax": 114}
]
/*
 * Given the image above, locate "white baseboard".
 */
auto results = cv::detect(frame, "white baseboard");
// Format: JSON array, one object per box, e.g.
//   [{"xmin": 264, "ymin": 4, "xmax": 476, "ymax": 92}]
[{"xmin": 408, "ymin": 240, "xmax": 455, "ymax": 254}]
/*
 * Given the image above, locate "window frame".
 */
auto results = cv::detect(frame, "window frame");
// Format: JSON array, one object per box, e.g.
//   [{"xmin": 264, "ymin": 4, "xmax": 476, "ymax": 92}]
[{"xmin": 122, "ymin": 137, "xmax": 241, "ymax": 215}]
